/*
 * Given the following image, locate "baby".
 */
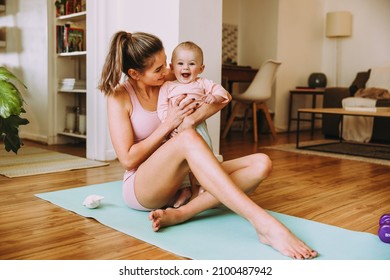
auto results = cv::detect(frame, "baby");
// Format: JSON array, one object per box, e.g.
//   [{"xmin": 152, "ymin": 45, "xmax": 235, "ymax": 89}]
[
  {"xmin": 158, "ymin": 41, "xmax": 229, "ymax": 147},
  {"xmin": 157, "ymin": 41, "xmax": 230, "ymax": 206}
]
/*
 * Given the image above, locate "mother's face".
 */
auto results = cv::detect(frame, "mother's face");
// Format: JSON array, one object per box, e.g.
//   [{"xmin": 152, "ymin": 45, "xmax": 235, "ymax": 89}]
[{"xmin": 138, "ymin": 50, "xmax": 170, "ymax": 87}]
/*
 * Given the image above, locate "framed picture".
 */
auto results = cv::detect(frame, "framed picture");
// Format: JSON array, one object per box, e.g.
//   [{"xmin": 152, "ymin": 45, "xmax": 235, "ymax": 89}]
[{"xmin": 67, "ymin": 27, "xmax": 84, "ymax": 52}]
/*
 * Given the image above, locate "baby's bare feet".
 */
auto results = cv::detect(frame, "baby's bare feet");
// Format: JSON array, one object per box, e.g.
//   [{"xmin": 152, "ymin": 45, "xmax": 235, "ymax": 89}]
[{"xmin": 173, "ymin": 187, "xmax": 192, "ymax": 208}]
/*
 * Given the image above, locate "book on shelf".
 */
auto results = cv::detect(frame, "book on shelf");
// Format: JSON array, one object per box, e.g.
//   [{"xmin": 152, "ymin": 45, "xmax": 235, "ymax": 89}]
[
  {"xmin": 59, "ymin": 78, "xmax": 86, "ymax": 91},
  {"xmin": 56, "ymin": 25, "xmax": 64, "ymax": 53},
  {"xmin": 56, "ymin": 0, "xmax": 85, "ymax": 17},
  {"xmin": 56, "ymin": 24, "xmax": 84, "ymax": 53},
  {"xmin": 65, "ymin": 0, "xmax": 83, "ymax": 14},
  {"xmin": 67, "ymin": 27, "xmax": 84, "ymax": 52},
  {"xmin": 74, "ymin": 0, "xmax": 83, "ymax": 13},
  {"xmin": 65, "ymin": 0, "xmax": 74, "ymax": 15},
  {"xmin": 344, "ymin": 106, "xmax": 390, "ymax": 113}
]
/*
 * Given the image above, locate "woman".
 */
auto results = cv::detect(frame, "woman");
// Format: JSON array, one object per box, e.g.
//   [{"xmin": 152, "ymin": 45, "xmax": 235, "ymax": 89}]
[{"xmin": 98, "ymin": 31, "xmax": 317, "ymax": 259}]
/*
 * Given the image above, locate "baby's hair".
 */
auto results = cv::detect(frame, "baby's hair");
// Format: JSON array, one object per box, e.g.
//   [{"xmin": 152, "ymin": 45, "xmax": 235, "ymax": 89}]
[
  {"xmin": 172, "ymin": 41, "xmax": 204, "ymax": 64},
  {"xmin": 98, "ymin": 31, "xmax": 164, "ymax": 95}
]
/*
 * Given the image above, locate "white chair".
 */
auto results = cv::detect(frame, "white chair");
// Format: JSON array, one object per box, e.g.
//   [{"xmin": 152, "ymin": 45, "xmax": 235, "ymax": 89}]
[{"xmin": 222, "ymin": 59, "xmax": 281, "ymax": 142}]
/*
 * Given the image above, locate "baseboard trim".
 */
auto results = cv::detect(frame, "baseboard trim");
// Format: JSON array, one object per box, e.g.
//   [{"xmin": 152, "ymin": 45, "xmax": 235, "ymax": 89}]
[{"xmin": 19, "ymin": 132, "xmax": 49, "ymax": 144}]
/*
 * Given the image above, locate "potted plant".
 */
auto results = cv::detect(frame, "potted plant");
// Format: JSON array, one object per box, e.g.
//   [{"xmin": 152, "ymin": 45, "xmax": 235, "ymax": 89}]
[{"xmin": 0, "ymin": 66, "xmax": 29, "ymax": 153}]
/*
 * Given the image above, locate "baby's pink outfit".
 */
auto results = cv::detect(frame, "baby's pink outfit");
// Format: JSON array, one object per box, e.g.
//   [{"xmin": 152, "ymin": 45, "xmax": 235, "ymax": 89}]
[{"xmin": 157, "ymin": 77, "xmax": 229, "ymax": 122}]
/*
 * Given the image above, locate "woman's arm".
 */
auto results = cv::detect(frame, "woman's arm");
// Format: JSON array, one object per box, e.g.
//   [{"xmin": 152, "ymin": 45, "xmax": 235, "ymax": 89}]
[
  {"xmin": 178, "ymin": 91, "xmax": 231, "ymax": 132},
  {"xmin": 157, "ymin": 82, "xmax": 170, "ymax": 122},
  {"xmin": 107, "ymin": 90, "xmax": 172, "ymax": 170},
  {"xmin": 108, "ymin": 89, "xmax": 197, "ymax": 170}
]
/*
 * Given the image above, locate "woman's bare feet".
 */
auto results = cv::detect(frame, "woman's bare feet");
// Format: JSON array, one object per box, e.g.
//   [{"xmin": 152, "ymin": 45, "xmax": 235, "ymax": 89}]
[
  {"xmin": 149, "ymin": 208, "xmax": 318, "ymax": 259},
  {"xmin": 252, "ymin": 215, "xmax": 318, "ymax": 259},
  {"xmin": 148, "ymin": 208, "xmax": 187, "ymax": 231},
  {"xmin": 150, "ymin": 185, "xmax": 206, "ymax": 231}
]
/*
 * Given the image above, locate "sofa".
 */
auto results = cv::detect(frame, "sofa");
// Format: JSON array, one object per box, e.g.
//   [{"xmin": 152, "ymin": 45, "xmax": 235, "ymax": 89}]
[{"xmin": 322, "ymin": 68, "xmax": 390, "ymax": 143}]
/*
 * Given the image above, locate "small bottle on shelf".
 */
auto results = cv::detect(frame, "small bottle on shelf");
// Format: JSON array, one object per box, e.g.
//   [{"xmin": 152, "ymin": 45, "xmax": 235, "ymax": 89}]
[
  {"xmin": 74, "ymin": 106, "xmax": 80, "ymax": 133},
  {"xmin": 65, "ymin": 106, "xmax": 76, "ymax": 133},
  {"xmin": 78, "ymin": 107, "xmax": 86, "ymax": 135}
]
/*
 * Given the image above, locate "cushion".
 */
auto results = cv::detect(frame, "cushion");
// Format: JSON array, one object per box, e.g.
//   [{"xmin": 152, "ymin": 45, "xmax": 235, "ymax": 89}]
[
  {"xmin": 348, "ymin": 70, "xmax": 371, "ymax": 95},
  {"xmin": 366, "ymin": 66, "xmax": 390, "ymax": 91}
]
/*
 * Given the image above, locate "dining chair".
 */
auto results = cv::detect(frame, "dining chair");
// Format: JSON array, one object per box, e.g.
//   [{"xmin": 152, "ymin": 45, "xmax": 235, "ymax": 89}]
[{"xmin": 222, "ymin": 59, "xmax": 281, "ymax": 142}]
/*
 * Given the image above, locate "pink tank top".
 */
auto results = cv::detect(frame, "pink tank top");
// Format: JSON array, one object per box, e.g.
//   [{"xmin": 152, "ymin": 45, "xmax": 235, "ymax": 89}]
[{"xmin": 123, "ymin": 81, "xmax": 161, "ymax": 143}]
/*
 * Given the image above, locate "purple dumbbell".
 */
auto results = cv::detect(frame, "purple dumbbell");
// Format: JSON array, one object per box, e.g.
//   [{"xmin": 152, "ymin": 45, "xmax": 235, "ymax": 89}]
[
  {"xmin": 378, "ymin": 214, "xmax": 390, "ymax": 243},
  {"xmin": 379, "ymin": 214, "xmax": 390, "ymax": 226}
]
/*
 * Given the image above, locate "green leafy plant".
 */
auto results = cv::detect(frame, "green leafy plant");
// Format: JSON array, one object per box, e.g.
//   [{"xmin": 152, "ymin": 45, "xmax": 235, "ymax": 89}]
[{"xmin": 0, "ymin": 67, "xmax": 29, "ymax": 153}]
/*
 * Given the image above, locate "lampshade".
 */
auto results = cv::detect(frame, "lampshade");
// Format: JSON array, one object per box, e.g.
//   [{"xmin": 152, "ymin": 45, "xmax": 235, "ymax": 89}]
[{"xmin": 326, "ymin": 11, "xmax": 352, "ymax": 38}]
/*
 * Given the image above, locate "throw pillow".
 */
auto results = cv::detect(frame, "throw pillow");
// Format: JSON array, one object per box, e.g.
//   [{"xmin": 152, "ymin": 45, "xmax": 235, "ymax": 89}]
[{"xmin": 349, "ymin": 70, "xmax": 371, "ymax": 95}]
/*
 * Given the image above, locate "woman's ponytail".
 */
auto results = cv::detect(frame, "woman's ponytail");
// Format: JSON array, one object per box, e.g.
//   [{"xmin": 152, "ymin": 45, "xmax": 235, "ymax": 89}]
[
  {"xmin": 98, "ymin": 31, "xmax": 164, "ymax": 95},
  {"xmin": 98, "ymin": 31, "xmax": 129, "ymax": 95}
]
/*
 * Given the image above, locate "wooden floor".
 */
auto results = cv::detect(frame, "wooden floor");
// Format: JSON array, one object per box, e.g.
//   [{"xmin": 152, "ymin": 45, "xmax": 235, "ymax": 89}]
[{"xmin": 1, "ymin": 130, "xmax": 389, "ymax": 259}]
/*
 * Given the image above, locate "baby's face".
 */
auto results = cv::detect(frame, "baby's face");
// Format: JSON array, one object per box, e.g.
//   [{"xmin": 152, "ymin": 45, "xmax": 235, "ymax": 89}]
[{"xmin": 171, "ymin": 48, "xmax": 204, "ymax": 84}]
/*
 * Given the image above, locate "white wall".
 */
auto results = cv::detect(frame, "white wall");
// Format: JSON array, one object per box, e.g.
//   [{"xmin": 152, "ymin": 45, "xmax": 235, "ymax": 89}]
[
  {"xmin": 222, "ymin": 0, "xmax": 279, "ymax": 78},
  {"xmin": 239, "ymin": 0, "xmax": 278, "ymax": 68},
  {"xmin": 0, "ymin": 0, "xmax": 50, "ymax": 143},
  {"xmin": 222, "ymin": 0, "xmax": 240, "ymax": 26},
  {"xmin": 323, "ymin": 0, "xmax": 390, "ymax": 86},
  {"xmin": 178, "ymin": 0, "xmax": 223, "ymax": 154},
  {"xmin": 275, "ymin": 0, "xmax": 324, "ymax": 131}
]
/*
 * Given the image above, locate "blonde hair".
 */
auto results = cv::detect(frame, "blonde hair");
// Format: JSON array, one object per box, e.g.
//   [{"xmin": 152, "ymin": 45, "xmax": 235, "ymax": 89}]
[
  {"xmin": 98, "ymin": 31, "xmax": 164, "ymax": 95},
  {"xmin": 172, "ymin": 41, "xmax": 204, "ymax": 64}
]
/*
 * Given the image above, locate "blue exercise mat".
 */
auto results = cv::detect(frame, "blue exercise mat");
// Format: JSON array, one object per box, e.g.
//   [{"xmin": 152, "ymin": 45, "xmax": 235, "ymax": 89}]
[{"xmin": 35, "ymin": 181, "xmax": 390, "ymax": 260}]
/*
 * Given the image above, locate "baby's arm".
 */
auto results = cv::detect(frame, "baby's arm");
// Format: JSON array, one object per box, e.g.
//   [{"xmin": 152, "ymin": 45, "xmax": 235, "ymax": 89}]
[{"xmin": 201, "ymin": 78, "xmax": 230, "ymax": 105}]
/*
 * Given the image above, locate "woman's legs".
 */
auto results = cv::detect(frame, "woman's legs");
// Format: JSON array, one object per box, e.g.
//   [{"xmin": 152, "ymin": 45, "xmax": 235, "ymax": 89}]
[
  {"xmin": 135, "ymin": 129, "xmax": 263, "ymax": 209},
  {"xmin": 136, "ymin": 129, "xmax": 317, "ymax": 259},
  {"xmin": 147, "ymin": 154, "xmax": 268, "ymax": 227}
]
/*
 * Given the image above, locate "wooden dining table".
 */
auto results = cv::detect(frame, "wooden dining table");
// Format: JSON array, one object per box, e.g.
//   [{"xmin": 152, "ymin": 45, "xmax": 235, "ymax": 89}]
[
  {"xmin": 221, "ymin": 64, "xmax": 258, "ymax": 119},
  {"xmin": 221, "ymin": 64, "xmax": 258, "ymax": 93}
]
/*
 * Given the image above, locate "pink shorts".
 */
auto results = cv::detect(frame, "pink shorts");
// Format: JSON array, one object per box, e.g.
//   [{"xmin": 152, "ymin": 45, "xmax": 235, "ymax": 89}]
[{"xmin": 123, "ymin": 170, "xmax": 153, "ymax": 211}]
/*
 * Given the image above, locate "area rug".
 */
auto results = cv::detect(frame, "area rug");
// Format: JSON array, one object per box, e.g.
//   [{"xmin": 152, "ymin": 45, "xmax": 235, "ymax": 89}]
[
  {"xmin": 35, "ymin": 180, "xmax": 390, "ymax": 260},
  {"xmin": 264, "ymin": 140, "xmax": 390, "ymax": 167},
  {"xmin": 0, "ymin": 146, "xmax": 109, "ymax": 178}
]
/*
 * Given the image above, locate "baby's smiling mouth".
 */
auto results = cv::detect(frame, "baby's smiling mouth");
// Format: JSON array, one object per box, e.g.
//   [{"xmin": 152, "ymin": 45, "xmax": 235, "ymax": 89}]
[{"xmin": 181, "ymin": 73, "xmax": 191, "ymax": 78}]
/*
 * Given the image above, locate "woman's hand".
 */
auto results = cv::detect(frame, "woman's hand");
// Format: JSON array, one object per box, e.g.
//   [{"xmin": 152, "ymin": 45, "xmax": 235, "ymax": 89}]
[
  {"xmin": 177, "ymin": 99, "xmax": 228, "ymax": 133},
  {"xmin": 177, "ymin": 113, "xmax": 197, "ymax": 132},
  {"xmin": 164, "ymin": 94, "xmax": 197, "ymax": 131}
]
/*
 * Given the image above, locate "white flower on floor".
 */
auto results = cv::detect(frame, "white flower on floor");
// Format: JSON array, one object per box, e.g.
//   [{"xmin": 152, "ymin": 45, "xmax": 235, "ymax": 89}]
[{"xmin": 83, "ymin": 194, "xmax": 104, "ymax": 209}]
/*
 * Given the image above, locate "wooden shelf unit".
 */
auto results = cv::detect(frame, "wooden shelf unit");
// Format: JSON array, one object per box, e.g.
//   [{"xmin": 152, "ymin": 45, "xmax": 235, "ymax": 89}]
[
  {"xmin": 54, "ymin": 2, "xmax": 87, "ymax": 143},
  {"xmin": 0, "ymin": 0, "xmax": 5, "ymax": 47}
]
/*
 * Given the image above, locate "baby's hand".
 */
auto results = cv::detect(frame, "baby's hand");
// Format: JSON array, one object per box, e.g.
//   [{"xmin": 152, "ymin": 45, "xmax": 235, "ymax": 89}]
[
  {"xmin": 202, "ymin": 94, "xmax": 224, "ymax": 104},
  {"xmin": 202, "ymin": 94, "xmax": 216, "ymax": 104}
]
